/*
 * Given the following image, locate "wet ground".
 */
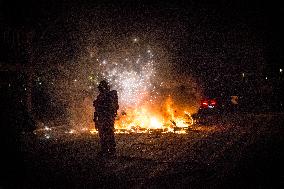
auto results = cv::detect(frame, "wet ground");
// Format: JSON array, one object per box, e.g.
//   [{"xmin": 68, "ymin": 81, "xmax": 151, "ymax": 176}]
[{"xmin": 3, "ymin": 113, "xmax": 284, "ymax": 188}]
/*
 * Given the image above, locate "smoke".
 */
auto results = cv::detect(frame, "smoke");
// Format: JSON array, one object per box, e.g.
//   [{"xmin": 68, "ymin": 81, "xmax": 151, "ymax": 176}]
[{"xmin": 34, "ymin": 34, "xmax": 202, "ymax": 129}]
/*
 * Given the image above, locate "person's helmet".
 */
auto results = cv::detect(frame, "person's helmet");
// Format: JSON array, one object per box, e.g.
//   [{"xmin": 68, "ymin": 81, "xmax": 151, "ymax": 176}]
[{"xmin": 98, "ymin": 80, "xmax": 110, "ymax": 92}]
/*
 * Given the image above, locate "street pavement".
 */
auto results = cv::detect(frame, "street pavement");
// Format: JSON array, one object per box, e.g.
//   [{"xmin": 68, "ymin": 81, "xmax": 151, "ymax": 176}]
[{"xmin": 5, "ymin": 113, "xmax": 284, "ymax": 188}]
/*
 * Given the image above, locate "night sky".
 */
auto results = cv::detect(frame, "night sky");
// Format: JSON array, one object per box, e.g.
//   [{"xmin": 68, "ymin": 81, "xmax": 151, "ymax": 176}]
[{"xmin": 1, "ymin": 0, "xmax": 284, "ymax": 96}]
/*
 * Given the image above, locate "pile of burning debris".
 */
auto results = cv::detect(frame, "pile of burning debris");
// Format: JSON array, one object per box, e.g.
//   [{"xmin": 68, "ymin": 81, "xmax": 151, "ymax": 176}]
[
  {"xmin": 34, "ymin": 111, "xmax": 194, "ymax": 140},
  {"xmin": 113, "ymin": 109, "xmax": 194, "ymax": 134},
  {"xmin": 34, "ymin": 95, "xmax": 197, "ymax": 139}
]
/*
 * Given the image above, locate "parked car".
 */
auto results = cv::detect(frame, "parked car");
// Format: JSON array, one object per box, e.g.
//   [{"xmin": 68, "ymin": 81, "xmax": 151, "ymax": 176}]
[
  {"xmin": 192, "ymin": 96, "xmax": 240, "ymax": 125},
  {"xmin": 192, "ymin": 98, "xmax": 222, "ymax": 124}
]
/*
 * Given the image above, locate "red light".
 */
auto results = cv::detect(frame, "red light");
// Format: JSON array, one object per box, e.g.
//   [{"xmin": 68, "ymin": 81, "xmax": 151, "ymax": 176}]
[
  {"xmin": 201, "ymin": 100, "xmax": 209, "ymax": 108},
  {"xmin": 210, "ymin": 100, "xmax": 216, "ymax": 105},
  {"xmin": 201, "ymin": 99, "xmax": 217, "ymax": 108},
  {"xmin": 202, "ymin": 102, "xmax": 208, "ymax": 105}
]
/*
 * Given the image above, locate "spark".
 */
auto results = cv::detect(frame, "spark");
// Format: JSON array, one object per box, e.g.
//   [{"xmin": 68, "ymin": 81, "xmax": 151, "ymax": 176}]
[
  {"xmin": 38, "ymin": 36, "xmax": 197, "ymax": 133},
  {"xmin": 44, "ymin": 134, "xmax": 50, "ymax": 139},
  {"xmin": 44, "ymin": 126, "xmax": 51, "ymax": 131},
  {"xmin": 97, "ymin": 43, "xmax": 157, "ymax": 109}
]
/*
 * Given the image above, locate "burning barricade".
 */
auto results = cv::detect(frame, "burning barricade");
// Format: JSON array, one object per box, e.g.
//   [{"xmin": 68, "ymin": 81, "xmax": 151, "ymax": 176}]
[
  {"xmin": 34, "ymin": 95, "xmax": 195, "ymax": 139},
  {"xmin": 113, "ymin": 102, "xmax": 194, "ymax": 134}
]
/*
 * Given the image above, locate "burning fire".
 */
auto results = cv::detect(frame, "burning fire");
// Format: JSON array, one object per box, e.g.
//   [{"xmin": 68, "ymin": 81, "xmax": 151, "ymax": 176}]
[
  {"xmin": 113, "ymin": 96, "xmax": 194, "ymax": 133},
  {"xmin": 34, "ymin": 95, "xmax": 194, "ymax": 139},
  {"xmin": 34, "ymin": 38, "xmax": 199, "ymax": 137}
]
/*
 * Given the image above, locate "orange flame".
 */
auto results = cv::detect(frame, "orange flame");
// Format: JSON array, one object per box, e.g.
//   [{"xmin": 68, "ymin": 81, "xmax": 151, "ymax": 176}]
[{"xmin": 114, "ymin": 96, "xmax": 193, "ymax": 133}]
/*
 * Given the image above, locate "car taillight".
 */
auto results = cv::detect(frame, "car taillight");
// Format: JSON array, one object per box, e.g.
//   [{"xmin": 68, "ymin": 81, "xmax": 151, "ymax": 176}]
[
  {"xmin": 201, "ymin": 100, "xmax": 209, "ymax": 108},
  {"xmin": 202, "ymin": 102, "xmax": 208, "ymax": 106},
  {"xmin": 201, "ymin": 99, "xmax": 217, "ymax": 108},
  {"xmin": 210, "ymin": 100, "xmax": 216, "ymax": 105}
]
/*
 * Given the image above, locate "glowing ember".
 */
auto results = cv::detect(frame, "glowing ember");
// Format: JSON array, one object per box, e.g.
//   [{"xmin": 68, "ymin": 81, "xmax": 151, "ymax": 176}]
[
  {"xmin": 113, "ymin": 96, "xmax": 194, "ymax": 133},
  {"xmin": 35, "ymin": 38, "xmax": 199, "ymax": 135}
]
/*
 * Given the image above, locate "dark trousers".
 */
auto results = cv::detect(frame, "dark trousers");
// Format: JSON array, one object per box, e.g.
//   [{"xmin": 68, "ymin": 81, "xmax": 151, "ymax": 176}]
[{"xmin": 97, "ymin": 117, "xmax": 116, "ymax": 154}]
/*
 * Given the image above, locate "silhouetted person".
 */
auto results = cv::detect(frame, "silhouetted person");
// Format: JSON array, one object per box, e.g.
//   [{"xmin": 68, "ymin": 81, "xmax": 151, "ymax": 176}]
[{"xmin": 93, "ymin": 80, "xmax": 119, "ymax": 157}]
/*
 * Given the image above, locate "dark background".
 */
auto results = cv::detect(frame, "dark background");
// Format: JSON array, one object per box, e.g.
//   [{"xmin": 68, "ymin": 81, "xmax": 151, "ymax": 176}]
[
  {"xmin": 1, "ymin": 0, "xmax": 284, "ymax": 109},
  {"xmin": 0, "ymin": 1, "xmax": 284, "ymax": 188}
]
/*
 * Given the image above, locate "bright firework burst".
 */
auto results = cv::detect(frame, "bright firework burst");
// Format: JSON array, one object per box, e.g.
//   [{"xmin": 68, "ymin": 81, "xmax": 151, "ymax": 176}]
[
  {"xmin": 95, "ymin": 39, "xmax": 158, "ymax": 110},
  {"xmin": 36, "ymin": 35, "xmax": 200, "ymax": 131}
]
